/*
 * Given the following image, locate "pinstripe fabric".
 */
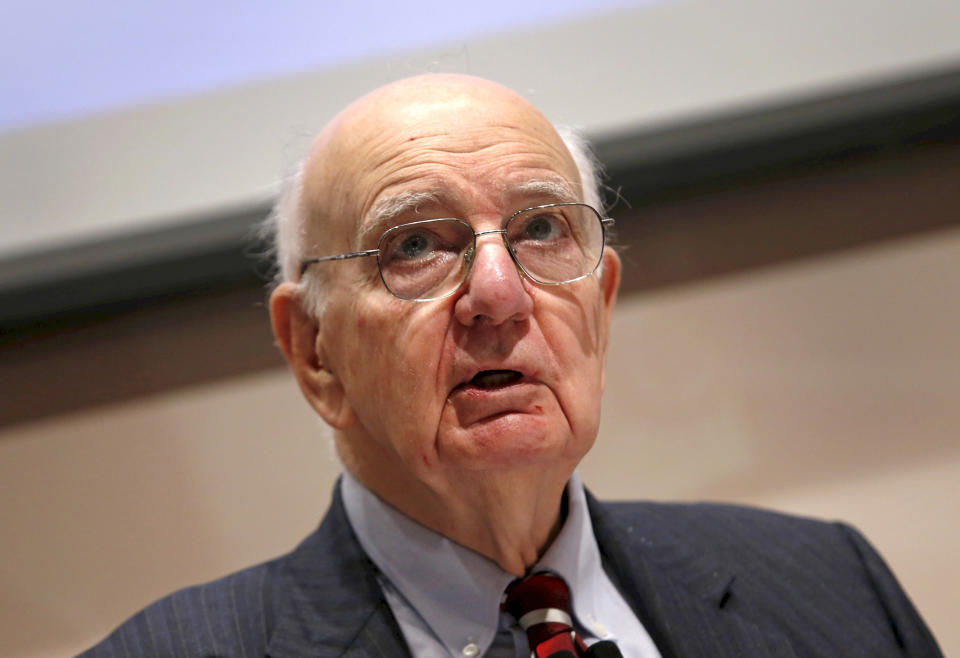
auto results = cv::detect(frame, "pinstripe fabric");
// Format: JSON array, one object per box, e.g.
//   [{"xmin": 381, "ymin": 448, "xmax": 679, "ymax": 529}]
[
  {"xmin": 79, "ymin": 485, "xmax": 942, "ymax": 657},
  {"xmin": 588, "ymin": 494, "xmax": 943, "ymax": 658}
]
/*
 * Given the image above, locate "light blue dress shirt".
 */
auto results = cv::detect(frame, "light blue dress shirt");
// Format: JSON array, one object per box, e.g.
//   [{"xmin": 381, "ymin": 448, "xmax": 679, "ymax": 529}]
[{"xmin": 341, "ymin": 471, "xmax": 662, "ymax": 658}]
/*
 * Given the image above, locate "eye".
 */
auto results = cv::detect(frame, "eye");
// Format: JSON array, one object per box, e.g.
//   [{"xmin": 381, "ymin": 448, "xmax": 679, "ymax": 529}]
[
  {"xmin": 397, "ymin": 231, "xmax": 432, "ymax": 259},
  {"xmin": 384, "ymin": 228, "xmax": 440, "ymax": 261},
  {"xmin": 514, "ymin": 210, "xmax": 569, "ymax": 243},
  {"xmin": 524, "ymin": 215, "xmax": 558, "ymax": 240}
]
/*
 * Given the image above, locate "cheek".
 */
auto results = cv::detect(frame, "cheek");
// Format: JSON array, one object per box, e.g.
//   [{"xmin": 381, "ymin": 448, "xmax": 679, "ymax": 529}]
[
  {"xmin": 338, "ymin": 300, "xmax": 452, "ymax": 452},
  {"xmin": 537, "ymin": 291, "xmax": 605, "ymax": 372},
  {"xmin": 536, "ymin": 293, "xmax": 608, "ymax": 431}
]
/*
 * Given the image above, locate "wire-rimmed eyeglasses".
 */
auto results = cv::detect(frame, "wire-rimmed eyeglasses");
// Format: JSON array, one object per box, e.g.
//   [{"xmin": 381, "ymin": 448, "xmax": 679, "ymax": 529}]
[{"xmin": 299, "ymin": 203, "xmax": 614, "ymax": 302}]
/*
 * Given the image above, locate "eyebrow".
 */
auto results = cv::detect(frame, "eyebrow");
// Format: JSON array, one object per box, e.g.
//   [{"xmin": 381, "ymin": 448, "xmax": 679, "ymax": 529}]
[
  {"xmin": 359, "ymin": 191, "xmax": 441, "ymax": 243},
  {"xmin": 510, "ymin": 179, "xmax": 578, "ymax": 203}
]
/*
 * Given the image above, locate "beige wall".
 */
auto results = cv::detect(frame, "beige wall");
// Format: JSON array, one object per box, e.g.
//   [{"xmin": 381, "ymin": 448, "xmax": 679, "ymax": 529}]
[{"xmin": 1, "ymin": 224, "xmax": 957, "ymax": 657}]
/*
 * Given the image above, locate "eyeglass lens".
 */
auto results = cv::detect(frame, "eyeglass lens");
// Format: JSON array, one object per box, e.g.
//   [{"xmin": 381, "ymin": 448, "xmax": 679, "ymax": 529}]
[{"xmin": 376, "ymin": 204, "xmax": 604, "ymax": 301}]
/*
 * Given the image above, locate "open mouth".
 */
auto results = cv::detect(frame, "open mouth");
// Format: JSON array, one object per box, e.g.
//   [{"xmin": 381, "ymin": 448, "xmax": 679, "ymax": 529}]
[{"xmin": 467, "ymin": 369, "xmax": 524, "ymax": 390}]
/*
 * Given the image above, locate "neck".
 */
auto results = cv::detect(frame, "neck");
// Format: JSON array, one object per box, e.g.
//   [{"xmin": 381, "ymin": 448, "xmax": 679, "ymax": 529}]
[
  {"xmin": 428, "ymin": 471, "xmax": 571, "ymax": 576},
  {"xmin": 341, "ymin": 442, "xmax": 574, "ymax": 576}
]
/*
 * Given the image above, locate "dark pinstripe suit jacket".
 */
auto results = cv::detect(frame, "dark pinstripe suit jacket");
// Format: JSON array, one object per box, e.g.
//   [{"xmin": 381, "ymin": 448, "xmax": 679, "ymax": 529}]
[{"xmin": 80, "ymin": 486, "xmax": 943, "ymax": 657}]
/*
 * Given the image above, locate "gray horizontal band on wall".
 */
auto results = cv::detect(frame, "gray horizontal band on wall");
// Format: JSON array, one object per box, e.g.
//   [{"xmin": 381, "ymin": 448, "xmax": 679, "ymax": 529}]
[{"xmin": 1, "ymin": 64, "xmax": 959, "ymax": 329}]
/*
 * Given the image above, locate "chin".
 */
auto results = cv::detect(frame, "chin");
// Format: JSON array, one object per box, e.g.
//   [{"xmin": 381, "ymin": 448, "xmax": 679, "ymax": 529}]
[{"xmin": 435, "ymin": 412, "xmax": 585, "ymax": 471}]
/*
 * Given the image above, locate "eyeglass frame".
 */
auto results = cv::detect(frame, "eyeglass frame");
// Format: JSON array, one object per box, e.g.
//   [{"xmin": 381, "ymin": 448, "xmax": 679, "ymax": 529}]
[{"xmin": 298, "ymin": 202, "xmax": 615, "ymax": 302}]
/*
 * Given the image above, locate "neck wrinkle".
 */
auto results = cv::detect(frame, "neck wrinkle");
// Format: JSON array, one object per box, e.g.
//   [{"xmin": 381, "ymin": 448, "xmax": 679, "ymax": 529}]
[{"xmin": 342, "ymin": 445, "xmax": 574, "ymax": 576}]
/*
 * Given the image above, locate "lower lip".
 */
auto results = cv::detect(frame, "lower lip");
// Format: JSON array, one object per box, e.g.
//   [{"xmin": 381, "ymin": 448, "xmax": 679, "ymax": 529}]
[{"xmin": 447, "ymin": 380, "xmax": 545, "ymax": 426}]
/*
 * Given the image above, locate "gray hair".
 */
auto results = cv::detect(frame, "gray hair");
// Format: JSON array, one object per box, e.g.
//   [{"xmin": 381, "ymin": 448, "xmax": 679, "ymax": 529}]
[{"xmin": 261, "ymin": 124, "xmax": 604, "ymax": 318}]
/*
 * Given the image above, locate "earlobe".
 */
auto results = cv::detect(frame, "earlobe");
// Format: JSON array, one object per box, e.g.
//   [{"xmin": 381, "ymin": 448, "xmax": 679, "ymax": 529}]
[{"xmin": 269, "ymin": 283, "xmax": 356, "ymax": 429}]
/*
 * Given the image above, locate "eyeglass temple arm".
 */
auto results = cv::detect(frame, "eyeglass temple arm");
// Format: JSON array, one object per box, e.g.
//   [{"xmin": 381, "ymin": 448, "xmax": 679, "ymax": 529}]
[{"xmin": 299, "ymin": 249, "xmax": 379, "ymax": 276}]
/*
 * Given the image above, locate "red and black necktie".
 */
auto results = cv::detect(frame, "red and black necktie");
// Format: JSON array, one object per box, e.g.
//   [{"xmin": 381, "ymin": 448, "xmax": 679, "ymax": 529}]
[{"xmin": 503, "ymin": 572, "xmax": 622, "ymax": 658}]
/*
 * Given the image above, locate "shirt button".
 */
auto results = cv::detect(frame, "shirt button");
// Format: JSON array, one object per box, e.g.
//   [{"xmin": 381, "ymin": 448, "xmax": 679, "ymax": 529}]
[
  {"xmin": 592, "ymin": 622, "xmax": 610, "ymax": 638},
  {"xmin": 462, "ymin": 642, "xmax": 479, "ymax": 657}
]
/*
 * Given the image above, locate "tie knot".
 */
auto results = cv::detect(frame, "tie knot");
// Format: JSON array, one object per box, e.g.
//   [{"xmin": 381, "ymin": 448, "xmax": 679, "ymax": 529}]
[
  {"xmin": 502, "ymin": 572, "xmax": 623, "ymax": 658},
  {"xmin": 503, "ymin": 572, "xmax": 572, "ymax": 623},
  {"xmin": 503, "ymin": 572, "xmax": 582, "ymax": 656}
]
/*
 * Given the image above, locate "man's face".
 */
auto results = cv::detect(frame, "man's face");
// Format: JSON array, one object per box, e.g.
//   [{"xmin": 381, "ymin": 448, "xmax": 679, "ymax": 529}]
[{"xmin": 302, "ymin": 78, "xmax": 619, "ymax": 495}]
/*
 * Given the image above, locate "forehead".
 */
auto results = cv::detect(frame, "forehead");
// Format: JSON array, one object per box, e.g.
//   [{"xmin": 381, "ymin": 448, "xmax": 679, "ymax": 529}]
[
  {"xmin": 304, "ymin": 80, "xmax": 580, "ymax": 247},
  {"xmin": 356, "ymin": 119, "xmax": 578, "ymax": 219}
]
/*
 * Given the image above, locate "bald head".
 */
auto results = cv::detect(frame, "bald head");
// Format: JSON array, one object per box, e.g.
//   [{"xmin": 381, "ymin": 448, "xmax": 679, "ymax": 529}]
[
  {"xmin": 269, "ymin": 74, "xmax": 602, "ymax": 312},
  {"xmin": 311, "ymin": 74, "xmax": 561, "ymax": 165},
  {"xmin": 314, "ymin": 75, "xmax": 563, "ymax": 159}
]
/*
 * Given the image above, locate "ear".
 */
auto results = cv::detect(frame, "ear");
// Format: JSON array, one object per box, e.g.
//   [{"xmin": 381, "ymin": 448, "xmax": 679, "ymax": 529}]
[
  {"xmin": 269, "ymin": 282, "xmax": 356, "ymax": 429},
  {"xmin": 599, "ymin": 246, "xmax": 621, "ymax": 316},
  {"xmin": 597, "ymin": 247, "xmax": 621, "ymax": 389}
]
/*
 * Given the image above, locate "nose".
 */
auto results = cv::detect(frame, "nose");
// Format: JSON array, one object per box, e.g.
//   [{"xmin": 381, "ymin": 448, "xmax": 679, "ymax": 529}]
[{"xmin": 453, "ymin": 234, "xmax": 533, "ymax": 326}]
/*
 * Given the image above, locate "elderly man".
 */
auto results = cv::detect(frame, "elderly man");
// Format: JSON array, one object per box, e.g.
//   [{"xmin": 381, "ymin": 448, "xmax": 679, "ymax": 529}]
[{"xmin": 81, "ymin": 75, "xmax": 942, "ymax": 657}]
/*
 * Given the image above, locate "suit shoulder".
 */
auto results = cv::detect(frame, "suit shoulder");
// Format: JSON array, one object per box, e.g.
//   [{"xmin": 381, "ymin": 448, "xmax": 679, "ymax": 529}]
[
  {"xmin": 593, "ymin": 498, "xmax": 870, "ymax": 579},
  {"xmin": 599, "ymin": 498, "xmax": 843, "ymax": 544},
  {"xmin": 592, "ymin": 498, "xmax": 943, "ymax": 656},
  {"xmin": 77, "ymin": 556, "xmax": 287, "ymax": 657}
]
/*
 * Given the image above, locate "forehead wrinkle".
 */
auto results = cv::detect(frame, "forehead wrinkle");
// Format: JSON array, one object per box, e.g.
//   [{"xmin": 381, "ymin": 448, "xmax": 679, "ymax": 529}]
[{"xmin": 364, "ymin": 122, "xmax": 572, "ymax": 180}]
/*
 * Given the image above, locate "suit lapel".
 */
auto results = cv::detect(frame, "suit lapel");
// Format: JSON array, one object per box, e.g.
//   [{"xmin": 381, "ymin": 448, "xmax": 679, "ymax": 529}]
[
  {"xmin": 587, "ymin": 493, "xmax": 798, "ymax": 658},
  {"xmin": 266, "ymin": 483, "xmax": 412, "ymax": 658}
]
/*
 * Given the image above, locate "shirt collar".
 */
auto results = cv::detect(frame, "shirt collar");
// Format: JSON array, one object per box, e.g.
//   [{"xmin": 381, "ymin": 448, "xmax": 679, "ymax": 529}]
[{"xmin": 341, "ymin": 471, "xmax": 607, "ymax": 655}]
